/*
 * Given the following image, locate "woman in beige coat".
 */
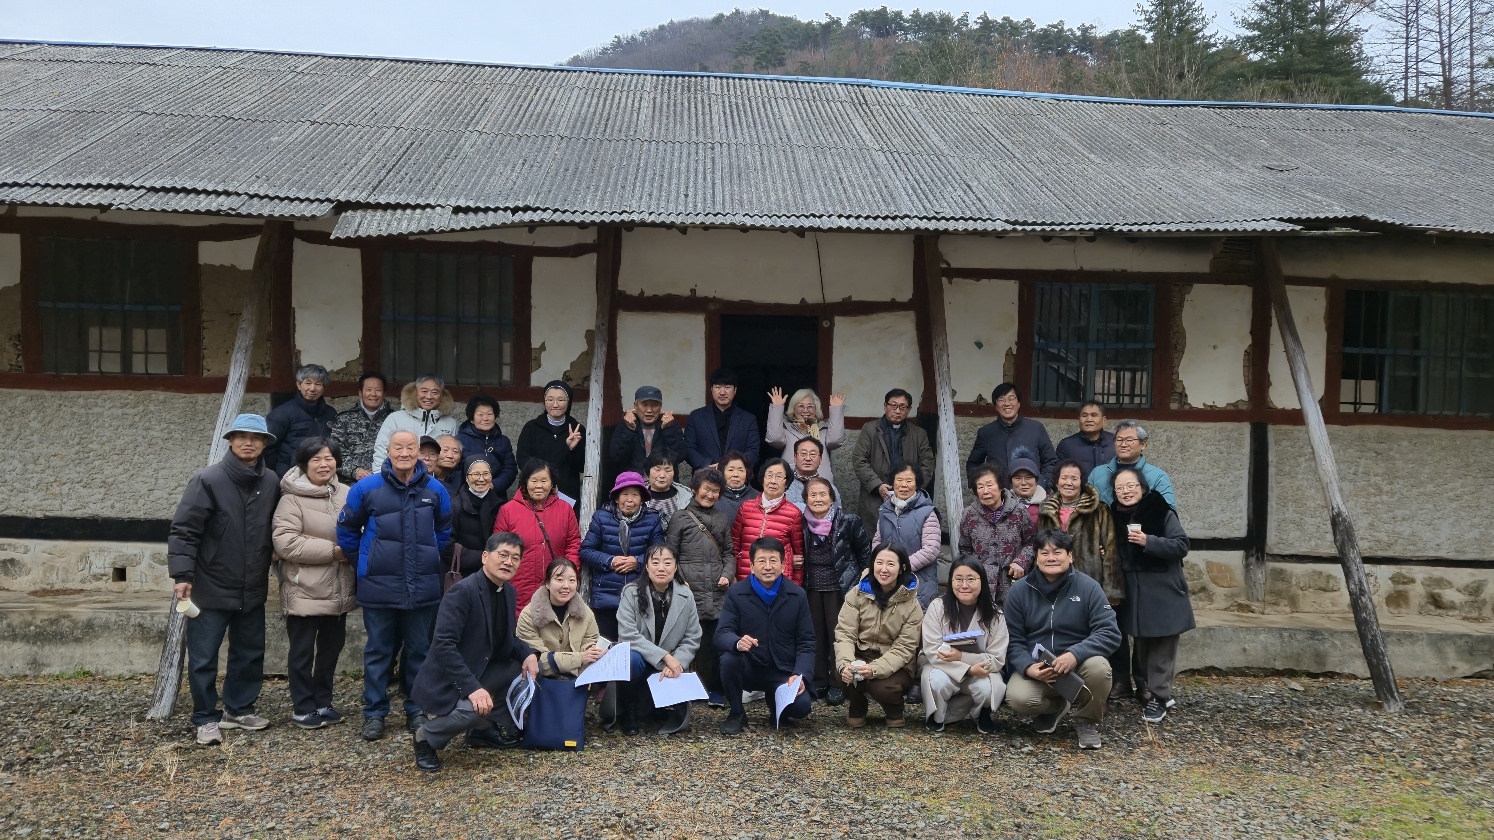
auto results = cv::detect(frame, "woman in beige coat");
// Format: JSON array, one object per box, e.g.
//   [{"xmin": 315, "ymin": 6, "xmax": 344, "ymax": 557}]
[
  {"xmin": 921, "ymin": 556, "xmax": 1008, "ymax": 734},
  {"xmin": 272, "ymin": 437, "xmax": 354, "ymax": 729},
  {"xmin": 517, "ymin": 558, "xmax": 604, "ymax": 679},
  {"xmin": 833, "ymin": 543, "xmax": 923, "ymax": 728}
]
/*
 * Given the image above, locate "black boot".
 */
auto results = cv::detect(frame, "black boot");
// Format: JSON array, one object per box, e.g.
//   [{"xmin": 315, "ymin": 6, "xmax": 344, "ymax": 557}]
[
  {"xmin": 413, "ymin": 731, "xmax": 440, "ymax": 773},
  {"xmin": 618, "ymin": 682, "xmax": 641, "ymax": 736}
]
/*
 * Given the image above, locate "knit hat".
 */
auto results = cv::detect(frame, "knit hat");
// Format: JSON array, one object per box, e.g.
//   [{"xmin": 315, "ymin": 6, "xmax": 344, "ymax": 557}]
[
  {"xmin": 610, "ymin": 471, "xmax": 648, "ymax": 498},
  {"xmin": 223, "ymin": 413, "xmax": 275, "ymax": 443},
  {"xmin": 1008, "ymin": 446, "xmax": 1039, "ymax": 480}
]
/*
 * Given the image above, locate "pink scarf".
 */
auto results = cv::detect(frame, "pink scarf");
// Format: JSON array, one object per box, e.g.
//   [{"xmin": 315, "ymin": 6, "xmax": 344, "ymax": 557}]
[{"xmin": 804, "ymin": 508, "xmax": 833, "ymax": 537}]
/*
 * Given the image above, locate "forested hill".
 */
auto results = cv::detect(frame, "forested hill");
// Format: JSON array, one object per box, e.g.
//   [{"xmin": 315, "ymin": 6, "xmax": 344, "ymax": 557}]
[{"xmin": 565, "ymin": 4, "xmax": 1493, "ymax": 110}]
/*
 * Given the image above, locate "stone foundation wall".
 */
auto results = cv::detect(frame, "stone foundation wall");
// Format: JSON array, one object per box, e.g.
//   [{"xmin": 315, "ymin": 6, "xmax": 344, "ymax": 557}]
[
  {"xmin": 0, "ymin": 539, "xmax": 171, "ymax": 593},
  {"xmin": 1177, "ymin": 550, "xmax": 1492, "ymax": 621}
]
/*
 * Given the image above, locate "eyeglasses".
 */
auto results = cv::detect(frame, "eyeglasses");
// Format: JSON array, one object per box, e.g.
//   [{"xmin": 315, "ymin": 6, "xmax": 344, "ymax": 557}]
[
  {"xmin": 1114, "ymin": 436, "xmax": 1141, "ymax": 444},
  {"xmin": 885, "ymin": 402, "xmax": 911, "ymax": 411}
]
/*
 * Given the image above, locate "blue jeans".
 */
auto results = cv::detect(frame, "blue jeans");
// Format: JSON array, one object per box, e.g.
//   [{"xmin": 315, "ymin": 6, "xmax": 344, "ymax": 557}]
[
  {"xmin": 185, "ymin": 603, "xmax": 266, "ymax": 726},
  {"xmin": 361, "ymin": 606, "xmax": 436, "ymax": 719}
]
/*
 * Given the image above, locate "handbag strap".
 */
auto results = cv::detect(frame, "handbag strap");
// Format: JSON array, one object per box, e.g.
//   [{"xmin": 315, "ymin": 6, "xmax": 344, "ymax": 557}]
[
  {"xmin": 450, "ymin": 543, "xmax": 463, "ymax": 576},
  {"xmin": 684, "ymin": 509, "xmax": 728, "ymax": 557},
  {"xmin": 530, "ymin": 504, "xmax": 558, "ymax": 560}
]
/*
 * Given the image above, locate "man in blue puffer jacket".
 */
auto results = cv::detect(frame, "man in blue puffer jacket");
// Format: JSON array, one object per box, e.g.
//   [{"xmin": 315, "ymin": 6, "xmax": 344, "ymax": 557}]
[
  {"xmin": 337, "ymin": 429, "xmax": 452, "ymax": 742},
  {"xmin": 580, "ymin": 471, "xmax": 663, "ymax": 643}
]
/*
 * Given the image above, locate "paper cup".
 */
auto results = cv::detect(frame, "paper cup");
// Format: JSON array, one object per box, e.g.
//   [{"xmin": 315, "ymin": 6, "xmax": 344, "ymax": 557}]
[
  {"xmin": 850, "ymin": 659, "xmax": 867, "ymax": 682},
  {"xmin": 1127, "ymin": 524, "xmax": 1143, "ymax": 534},
  {"xmin": 175, "ymin": 598, "xmax": 200, "ymax": 618},
  {"xmin": 937, "ymin": 643, "xmax": 954, "ymax": 656},
  {"xmin": 595, "ymin": 636, "xmax": 612, "ymax": 651}
]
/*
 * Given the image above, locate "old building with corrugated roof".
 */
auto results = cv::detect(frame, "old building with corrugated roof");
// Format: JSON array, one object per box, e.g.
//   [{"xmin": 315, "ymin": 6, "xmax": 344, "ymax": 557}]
[{"xmin": 0, "ymin": 41, "xmax": 1489, "ymax": 676}]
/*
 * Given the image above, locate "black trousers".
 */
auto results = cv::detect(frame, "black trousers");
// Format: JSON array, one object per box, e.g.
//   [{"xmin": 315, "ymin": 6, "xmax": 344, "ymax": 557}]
[
  {"xmin": 719, "ymin": 652, "xmax": 813, "ymax": 723},
  {"xmin": 806, "ymin": 589, "xmax": 844, "ymax": 690},
  {"xmin": 695, "ymin": 618, "xmax": 720, "ymax": 694},
  {"xmin": 285, "ymin": 613, "xmax": 348, "ymax": 715},
  {"xmin": 594, "ymin": 608, "xmax": 619, "ymax": 645},
  {"xmin": 186, "ymin": 603, "xmax": 266, "ymax": 726}
]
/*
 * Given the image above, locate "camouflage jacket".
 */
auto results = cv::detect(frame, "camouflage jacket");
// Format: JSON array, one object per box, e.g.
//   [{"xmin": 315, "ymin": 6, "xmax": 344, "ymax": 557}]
[{"xmin": 329, "ymin": 401, "xmax": 394, "ymax": 482}]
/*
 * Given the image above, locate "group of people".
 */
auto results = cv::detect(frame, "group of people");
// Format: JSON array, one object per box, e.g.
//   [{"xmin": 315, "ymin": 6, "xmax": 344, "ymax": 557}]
[{"xmin": 168, "ymin": 365, "xmax": 1193, "ymax": 770}]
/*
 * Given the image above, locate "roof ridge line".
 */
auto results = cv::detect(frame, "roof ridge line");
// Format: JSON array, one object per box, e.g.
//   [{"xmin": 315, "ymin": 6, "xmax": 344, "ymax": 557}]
[{"xmin": 4, "ymin": 38, "xmax": 1493, "ymax": 120}]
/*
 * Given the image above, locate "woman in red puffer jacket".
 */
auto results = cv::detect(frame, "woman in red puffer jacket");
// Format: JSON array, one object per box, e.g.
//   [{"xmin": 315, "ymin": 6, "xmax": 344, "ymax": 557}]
[
  {"xmin": 492, "ymin": 458, "xmax": 581, "ymax": 615},
  {"xmin": 731, "ymin": 458, "xmax": 806, "ymax": 584}
]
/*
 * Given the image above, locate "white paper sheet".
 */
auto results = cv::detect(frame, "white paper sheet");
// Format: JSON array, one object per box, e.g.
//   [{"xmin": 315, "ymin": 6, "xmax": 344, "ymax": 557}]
[
  {"xmin": 575, "ymin": 641, "xmax": 631, "ymax": 687},
  {"xmin": 773, "ymin": 675, "xmax": 802, "ymax": 728},
  {"xmin": 646, "ymin": 671, "xmax": 708, "ymax": 707}
]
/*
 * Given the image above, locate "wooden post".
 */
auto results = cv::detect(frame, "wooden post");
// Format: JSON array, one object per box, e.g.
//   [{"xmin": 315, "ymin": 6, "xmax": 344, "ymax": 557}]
[
  {"xmin": 578, "ymin": 226, "xmax": 617, "ymax": 533},
  {"xmin": 1258, "ymin": 238, "xmax": 1403, "ymax": 711},
  {"xmin": 1243, "ymin": 421, "xmax": 1268, "ymax": 602},
  {"xmin": 147, "ymin": 220, "xmax": 290, "ymax": 720},
  {"xmin": 917, "ymin": 235, "xmax": 965, "ymax": 529}
]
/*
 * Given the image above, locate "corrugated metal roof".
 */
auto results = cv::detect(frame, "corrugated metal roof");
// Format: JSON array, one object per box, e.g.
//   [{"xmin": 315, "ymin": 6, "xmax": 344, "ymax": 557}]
[{"xmin": 0, "ymin": 41, "xmax": 1491, "ymax": 237}]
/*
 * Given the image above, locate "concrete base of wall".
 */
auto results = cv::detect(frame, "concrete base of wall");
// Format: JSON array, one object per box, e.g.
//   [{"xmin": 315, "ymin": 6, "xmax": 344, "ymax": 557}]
[{"xmin": 2, "ymin": 592, "xmax": 1489, "ymax": 681}]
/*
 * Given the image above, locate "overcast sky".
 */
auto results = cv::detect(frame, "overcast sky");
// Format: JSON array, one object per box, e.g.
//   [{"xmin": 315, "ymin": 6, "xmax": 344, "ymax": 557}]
[{"xmin": 2, "ymin": 1, "xmax": 1244, "ymax": 68}]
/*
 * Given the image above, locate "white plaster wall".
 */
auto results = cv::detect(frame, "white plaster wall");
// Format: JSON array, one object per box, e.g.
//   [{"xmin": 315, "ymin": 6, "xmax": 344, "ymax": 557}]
[
  {"xmin": 816, "ymin": 233, "xmax": 913, "ymax": 301},
  {"xmin": 531, "ymin": 254, "xmax": 598, "ymax": 385},
  {"xmin": 1268, "ymin": 425, "xmax": 1494, "ymax": 560},
  {"xmin": 940, "ymin": 234, "xmax": 1215, "ymax": 273},
  {"xmin": 1268, "ymin": 286, "xmax": 1327, "ymax": 409},
  {"xmin": 620, "ymin": 229, "xmax": 910, "ymax": 303},
  {"xmin": 415, "ymin": 226, "xmax": 597, "ymax": 247},
  {"xmin": 833, "ymin": 312, "xmax": 923, "ymax": 417},
  {"xmin": 1278, "ymin": 236, "xmax": 1494, "ymax": 284},
  {"xmin": 944, "ymin": 277, "xmax": 1019, "ymax": 403},
  {"xmin": 199, "ymin": 237, "xmax": 258, "ymax": 270},
  {"xmin": 291, "ymin": 240, "xmax": 363, "ymax": 372},
  {"xmin": 1178, "ymin": 284, "xmax": 1252, "ymax": 407},
  {"xmin": 0, "ymin": 234, "xmax": 19, "ymax": 288},
  {"xmin": 616, "ymin": 312, "xmax": 705, "ymax": 413}
]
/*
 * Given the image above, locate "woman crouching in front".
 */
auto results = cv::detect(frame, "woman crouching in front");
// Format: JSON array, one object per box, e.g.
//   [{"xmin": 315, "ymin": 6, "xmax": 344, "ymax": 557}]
[
  {"xmin": 617, "ymin": 544, "xmax": 702, "ymax": 736},
  {"xmin": 833, "ymin": 543, "xmax": 923, "ymax": 728}
]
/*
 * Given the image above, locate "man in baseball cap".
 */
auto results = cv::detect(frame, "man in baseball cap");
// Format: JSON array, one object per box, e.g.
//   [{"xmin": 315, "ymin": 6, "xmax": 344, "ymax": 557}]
[{"xmin": 610, "ymin": 385, "xmax": 685, "ymax": 475}]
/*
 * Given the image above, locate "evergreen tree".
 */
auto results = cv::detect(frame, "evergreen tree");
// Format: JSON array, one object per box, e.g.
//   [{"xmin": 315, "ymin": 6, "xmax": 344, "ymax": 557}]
[
  {"xmin": 1233, "ymin": 0, "xmax": 1390, "ymax": 103},
  {"xmin": 1125, "ymin": 0, "xmax": 1222, "ymax": 99}
]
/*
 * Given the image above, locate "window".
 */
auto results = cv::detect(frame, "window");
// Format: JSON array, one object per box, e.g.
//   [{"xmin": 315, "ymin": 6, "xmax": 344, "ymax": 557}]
[
  {"xmin": 1340, "ymin": 289, "xmax": 1494, "ymax": 417},
  {"xmin": 1031, "ymin": 283, "xmax": 1155, "ymax": 407},
  {"xmin": 36, "ymin": 236, "xmax": 184, "ymax": 375},
  {"xmin": 380, "ymin": 250, "xmax": 516, "ymax": 386}
]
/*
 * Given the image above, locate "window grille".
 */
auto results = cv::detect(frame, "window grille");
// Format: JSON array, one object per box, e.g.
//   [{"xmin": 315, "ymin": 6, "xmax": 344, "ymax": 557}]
[
  {"xmin": 380, "ymin": 250, "xmax": 515, "ymax": 386},
  {"xmin": 1341, "ymin": 289, "xmax": 1494, "ymax": 417},
  {"xmin": 1032, "ymin": 283, "xmax": 1155, "ymax": 408},
  {"xmin": 36, "ymin": 236, "xmax": 183, "ymax": 375}
]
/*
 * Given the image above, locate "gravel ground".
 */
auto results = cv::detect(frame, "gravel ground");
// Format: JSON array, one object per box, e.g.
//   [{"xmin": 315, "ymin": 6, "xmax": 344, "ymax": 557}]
[{"xmin": 0, "ymin": 674, "xmax": 1490, "ymax": 839}]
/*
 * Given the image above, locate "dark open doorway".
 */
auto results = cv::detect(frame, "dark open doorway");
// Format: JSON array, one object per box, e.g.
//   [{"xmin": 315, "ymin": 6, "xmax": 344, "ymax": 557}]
[{"xmin": 718, "ymin": 314, "xmax": 820, "ymax": 455}]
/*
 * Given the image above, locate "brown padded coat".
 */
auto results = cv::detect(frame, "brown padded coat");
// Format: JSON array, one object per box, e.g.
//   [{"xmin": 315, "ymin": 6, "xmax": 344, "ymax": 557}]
[
  {"xmin": 272, "ymin": 467, "xmax": 355, "ymax": 617},
  {"xmin": 1038, "ymin": 484, "xmax": 1122, "ymax": 602},
  {"xmin": 516, "ymin": 584, "xmax": 601, "ymax": 677},
  {"xmin": 832, "ymin": 571, "xmax": 924, "ymax": 680}
]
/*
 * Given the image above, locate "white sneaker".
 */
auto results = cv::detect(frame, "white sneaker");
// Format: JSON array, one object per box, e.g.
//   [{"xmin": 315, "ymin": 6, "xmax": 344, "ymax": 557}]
[
  {"xmin": 196, "ymin": 721, "xmax": 222, "ymax": 745},
  {"xmin": 742, "ymin": 690, "xmax": 765, "ymax": 704}
]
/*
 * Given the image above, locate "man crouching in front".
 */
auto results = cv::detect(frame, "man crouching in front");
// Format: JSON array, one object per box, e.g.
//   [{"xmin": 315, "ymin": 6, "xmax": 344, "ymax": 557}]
[
  {"xmin": 410, "ymin": 532, "xmax": 539, "ymax": 772},
  {"xmin": 714, "ymin": 536, "xmax": 816, "ymax": 735}
]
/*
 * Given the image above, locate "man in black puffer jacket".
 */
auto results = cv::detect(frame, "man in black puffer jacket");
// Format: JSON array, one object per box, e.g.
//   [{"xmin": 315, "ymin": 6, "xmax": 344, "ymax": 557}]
[
  {"xmin": 1005, "ymin": 528, "xmax": 1120, "ymax": 751},
  {"xmin": 168, "ymin": 413, "xmax": 281, "ymax": 746},
  {"xmin": 265, "ymin": 364, "xmax": 338, "ymax": 476}
]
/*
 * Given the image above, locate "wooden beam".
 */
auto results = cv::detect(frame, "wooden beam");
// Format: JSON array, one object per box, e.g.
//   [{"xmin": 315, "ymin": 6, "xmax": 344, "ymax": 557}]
[
  {"xmin": 1258, "ymin": 237, "xmax": 1403, "ymax": 712},
  {"xmin": 579, "ymin": 226, "xmax": 618, "ymax": 533},
  {"xmin": 918, "ymin": 235, "xmax": 965, "ymax": 529},
  {"xmin": 147, "ymin": 220, "xmax": 291, "ymax": 720}
]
